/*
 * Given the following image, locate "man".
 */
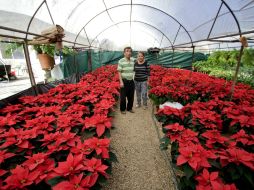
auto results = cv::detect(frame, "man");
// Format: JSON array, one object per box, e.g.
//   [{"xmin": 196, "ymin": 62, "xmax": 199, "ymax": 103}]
[{"xmin": 117, "ymin": 47, "xmax": 135, "ymax": 114}]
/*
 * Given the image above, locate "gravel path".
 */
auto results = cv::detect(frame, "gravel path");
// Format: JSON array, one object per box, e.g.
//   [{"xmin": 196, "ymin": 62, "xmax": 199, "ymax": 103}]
[{"xmin": 104, "ymin": 99, "xmax": 175, "ymax": 190}]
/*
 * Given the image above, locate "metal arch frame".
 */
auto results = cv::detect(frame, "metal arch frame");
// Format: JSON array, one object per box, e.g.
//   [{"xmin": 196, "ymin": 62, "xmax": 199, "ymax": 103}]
[
  {"xmin": 130, "ymin": 4, "xmax": 194, "ymax": 45},
  {"xmin": 173, "ymin": 25, "xmax": 181, "ymax": 45},
  {"xmin": 0, "ymin": 1, "xmax": 248, "ymax": 48},
  {"xmin": 94, "ymin": 0, "xmax": 163, "ymax": 49},
  {"xmin": 158, "ymin": 35, "xmax": 164, "ymax": 48},
  {"xmin": 102, "ymin": 0, "xmax": 114, "ymax": 23},
  {"xmin": 23, "ymin": 0, "xmax": 92, "ymax": 48},
  {"xmin": 206, "ymin": 0, "xmax": 242, "ymax": 40},
  {"xmin": 83, "ymin": 29, "xmax": 92, "ymax": 47},
  {"xmin": 89, "ymin": 20, "xmax": 173, "ymax": 49},
  {"xmin": 240, "ymin": 1, "xmax": 254, "ymax": 11},
  {"xmin": 173, "ymin": 30, "xmax": 254, "ymax": 48},
  {"xmin": 73, "ymin": 3, "xmax": 194, "ymax": 48},
  {"xmin": 25, "ymin": 0, "xmax": 55, "ymax": 40},
  {"xmin": 45, "ymin": 0, "xmax": 55, "ymax": 25},
  {"xmin": 0, "ymin": 1, "xmax": 247, "ymax": 49},
  {"xmin": 64, "ymin": 0, "xmax": 92, "ymax": 47},
  {"xmin": 220, "ymin": 0, "xmax": 242, "ymax": 36},
  {"xmin": 25, "ymin": 0, "xmax": 45, "ymax": 39},
  {"xmin": 94, "ymin": 27, "xmax": 161, "ymax": 50},
  {"xmin": 180, "ymin": 1, "xmax": 249, "ymax": 39},
  {"xmin": 198, "ymin": 44, "xmax": 254, "ymax": 51},
  {"xmin": 160, "ymin": 0, "xmax": 243, "ymax": 48},
  {"xmin": 0, "ymin": 25, "xmax": 91, "ymax": 47},
  {"xmin": 207, "ymin": 2, "xmax": 223, "ymax": 39}
]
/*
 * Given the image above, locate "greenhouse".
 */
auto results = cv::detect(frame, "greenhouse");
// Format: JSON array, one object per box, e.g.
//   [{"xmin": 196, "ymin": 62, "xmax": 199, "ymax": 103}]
[{"xmin": 0, "ymin": 0, "xmax": 254, "ymax": 190}]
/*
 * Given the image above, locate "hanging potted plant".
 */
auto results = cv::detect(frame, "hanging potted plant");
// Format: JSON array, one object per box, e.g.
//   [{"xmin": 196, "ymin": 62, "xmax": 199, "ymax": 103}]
[{"xmin": 34, "ymin": 44, "xmax": 55, "ymax": 70}]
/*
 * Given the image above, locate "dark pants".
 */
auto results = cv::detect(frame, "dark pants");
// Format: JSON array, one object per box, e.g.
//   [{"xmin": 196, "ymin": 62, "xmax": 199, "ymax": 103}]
[{"xmin": 120, "ymin": 79, "xmax": 135, "ymax": 111}]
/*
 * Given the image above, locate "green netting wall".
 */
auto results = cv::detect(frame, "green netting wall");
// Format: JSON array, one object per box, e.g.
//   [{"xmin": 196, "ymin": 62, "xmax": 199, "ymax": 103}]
[
  {"xmin": 60, "ymin": 51, "xmax": 88, "ymax": 78},
  {"xmin": 61, "ymin": 51, "xmax": 207, "ymax": 78}
]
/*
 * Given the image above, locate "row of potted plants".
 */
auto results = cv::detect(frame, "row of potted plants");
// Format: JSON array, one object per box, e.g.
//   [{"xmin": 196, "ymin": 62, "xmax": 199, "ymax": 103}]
[
  {"xmin": 0, "ymin": 65, "xmax": 119, "ymax": 189},
  {"xmin": 149, "ymin": 65, "xmax": 254, "ymax": 190}
]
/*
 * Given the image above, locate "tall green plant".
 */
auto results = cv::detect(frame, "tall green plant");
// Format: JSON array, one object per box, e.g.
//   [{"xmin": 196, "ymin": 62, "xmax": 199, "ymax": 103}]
[
  {"xmin": 242, "ymin": 48, "xmax": 254, "ymax": 66},
  {"xmin": 193, "ymin": 49, "xmax": 254, "ymax": 87},
  {"xmin": 4, "ymin": 42, "xmax": 23, "ymax": 57}
]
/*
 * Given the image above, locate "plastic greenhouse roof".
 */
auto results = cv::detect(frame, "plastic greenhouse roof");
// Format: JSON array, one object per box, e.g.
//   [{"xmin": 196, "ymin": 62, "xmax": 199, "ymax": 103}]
[{"xmin": 0, "ymin": 0, "xmax": 254, "ymax": 51}]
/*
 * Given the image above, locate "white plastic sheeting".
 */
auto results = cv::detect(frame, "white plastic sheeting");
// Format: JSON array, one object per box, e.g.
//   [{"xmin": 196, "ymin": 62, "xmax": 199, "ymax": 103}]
[{"xmin": 0, "ymin": 0, "xmax": 254, "ymax": 50}]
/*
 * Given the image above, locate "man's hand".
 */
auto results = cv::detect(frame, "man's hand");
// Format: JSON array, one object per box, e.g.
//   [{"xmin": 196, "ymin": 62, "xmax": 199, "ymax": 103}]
[{"xmin": 120, "ymin": 81, "xmax": 124, "ymax": 88}]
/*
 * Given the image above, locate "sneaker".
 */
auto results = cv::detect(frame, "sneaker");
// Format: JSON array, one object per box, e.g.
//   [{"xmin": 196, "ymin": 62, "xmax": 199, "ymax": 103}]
[
  {"xmin": 128, "ymin": 110, "xmax": 135, "ymax": 113},
  {"xmin": 121, "ymin": 111, "xmax": 126, "ymax": 114},
  {"xmin": 135, "ymin": 104, "xmax": 141, "ymax": 108}
]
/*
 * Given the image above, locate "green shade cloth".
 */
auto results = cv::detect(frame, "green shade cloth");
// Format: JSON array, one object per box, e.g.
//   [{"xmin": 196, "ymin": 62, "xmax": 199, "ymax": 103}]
[{"xmin": 60, "ymin": 50, "xmax": 207, "ymax": 78}]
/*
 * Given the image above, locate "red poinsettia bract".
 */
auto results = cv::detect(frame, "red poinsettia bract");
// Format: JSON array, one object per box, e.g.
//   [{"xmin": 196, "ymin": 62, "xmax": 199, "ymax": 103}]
[
  {"xmin": 195, "ymin": 169, "xmax": 237, "ymax": 190},
  {"xmin": 3, "ymin": 166, "xmax": 40, "ymax": 189},
  {"xmin": 53, "ymin": 153, "xmax": 84, "ymax": 177},
  {"xmin": 53, "ymin": 173, "xmax": 98, "ymax": 190},
  {"xmin": 177, "ymin": 143, "xmax": 217, "ymax": 171},
  {"xmin": 84, "ymin": 115, "xmax": 112, "ymax": 137},
  {"xmin": 23, "ymin": 152, "xmax": 48, "ymax": 171},
  {"xmin": 84, "ymin": 158, "xmax": 108, "ymax": 177},
  {"xmin": 71, "ymin": 137, "xmax": 110, "ymax": 159},
  {"xmin": 218, "ymin": 148, "xmax": 254, "ymax": 170}
]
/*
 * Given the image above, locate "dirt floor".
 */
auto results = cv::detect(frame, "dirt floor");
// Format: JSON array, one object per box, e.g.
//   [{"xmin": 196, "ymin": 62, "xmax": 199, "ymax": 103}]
[{"xmin": 103, "ymin": 98, "xmax": 176, "ymax": 190}]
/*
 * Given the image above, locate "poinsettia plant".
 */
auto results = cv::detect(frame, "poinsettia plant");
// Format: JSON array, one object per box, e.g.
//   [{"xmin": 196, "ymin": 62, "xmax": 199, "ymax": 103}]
[
  {"xmin": 0, "ymin": 65, "xmax": 120, "ymax": 189},
  {"xmin": 150, "ymin": 65, "xmax": 254, "ymax": 190},
  {"xmin": 149, "ymin": 66, "xmax": 254, "ymax": 106}
]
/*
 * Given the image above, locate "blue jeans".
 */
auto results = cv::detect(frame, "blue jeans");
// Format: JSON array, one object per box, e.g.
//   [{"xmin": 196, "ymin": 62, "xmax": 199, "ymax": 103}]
[{"xmin": 134, "ymin": 80, "xmax": 148, "ymax": 106}]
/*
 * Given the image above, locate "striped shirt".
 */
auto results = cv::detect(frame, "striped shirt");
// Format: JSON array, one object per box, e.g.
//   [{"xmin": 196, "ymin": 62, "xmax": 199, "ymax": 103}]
[
  {"xmin": 134, "ymin": 61, "xmax": 150, "ymax": 82},
  {"xmin": 117, "ymin": 57, "xmax": 135, "ymax": 80}
]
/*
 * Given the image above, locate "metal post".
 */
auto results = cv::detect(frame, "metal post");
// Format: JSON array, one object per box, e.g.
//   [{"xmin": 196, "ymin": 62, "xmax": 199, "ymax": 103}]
[
  {"xmin": 171, "ymin": 48, "xmax": 175, "ymax": 67},
  {"xmin": 73, "ymin": 51, "xmax": 77, "ymax": 74},
  {"xmin": 191, "ymin": 46, "xmax": 195, "ymax": 70},
  {"xmin": 23, "ymin": 41, "xmax": 38, "ymax": 95},
  {"xmin": 88, "ymin": 49, "xmax": 92, "ymax": 72},
  {"xmin": 185, "ymin": 46, "xmax": 195, "ymax": 86},
  {"xmin": 230, "ymin": 45, "xmax": 244, "ymax": 100}
]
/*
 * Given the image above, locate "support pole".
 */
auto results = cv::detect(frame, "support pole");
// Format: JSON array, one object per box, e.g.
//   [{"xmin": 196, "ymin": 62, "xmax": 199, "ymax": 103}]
[
  {"xmin": 191, "ymin": 46, "xmax": 195, "ymax": 70},
  {"xmin": 88, "ymin": 49, "xmax": 92, "ymax": 72},
  {"xmin": 230, "ymin": 45, "xmax": 244, "ymax": 100},
  {"xmin": 185, "ymin": 46, "xmax": 195, "ymax": 86},
  {"xmin": 171, "ymin": 48, "xmax": 175, "ymax": 67},
  {"xmin": 72, "ymin": 49, "xmax": 79, "ymax": 82},
  {"xmin": 23, "ymin": 41, "xmax": 38, "ymax": 95}
]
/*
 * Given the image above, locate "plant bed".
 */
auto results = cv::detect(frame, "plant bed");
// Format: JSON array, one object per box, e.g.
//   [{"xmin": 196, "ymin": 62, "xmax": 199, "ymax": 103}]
[
  {"xmin": 0, "ymin": 65, "xmax": 119, "ymax": 190},
  {"xmin": 193, "ymin": 49, "xmax": 254, "ymax": 87},
  {"xmin": 149, "ymin": 65, "xmax": 254, "ymax": 190}
]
